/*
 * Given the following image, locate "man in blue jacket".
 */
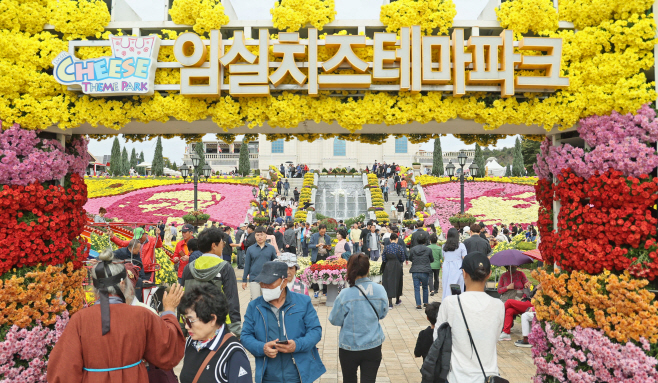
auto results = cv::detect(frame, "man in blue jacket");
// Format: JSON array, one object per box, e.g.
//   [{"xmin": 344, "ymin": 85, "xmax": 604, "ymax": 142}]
[
  {"xmin": 308, "ymin": 224, "xmax": 332, "ymax": 298},
  {"xmin": 241, "ymin": 262, "xmax": 326, "ymax": 383}
]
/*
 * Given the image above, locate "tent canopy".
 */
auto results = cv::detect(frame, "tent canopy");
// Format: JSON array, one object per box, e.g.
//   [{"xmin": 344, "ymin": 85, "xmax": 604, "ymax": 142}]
[
  {"xmin": 135, "ymin": 162, "xmax": 151, "ymax": 168},
  {"xmin": 485, "ymin": 158, "xmax": 505, "ymax": 176}
]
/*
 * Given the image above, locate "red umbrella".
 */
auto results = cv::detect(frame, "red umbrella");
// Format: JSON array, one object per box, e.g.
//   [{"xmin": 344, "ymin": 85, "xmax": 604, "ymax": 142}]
[{"xmin": 523, "ymin": 249, "xmax": 542, "ymax": 262}]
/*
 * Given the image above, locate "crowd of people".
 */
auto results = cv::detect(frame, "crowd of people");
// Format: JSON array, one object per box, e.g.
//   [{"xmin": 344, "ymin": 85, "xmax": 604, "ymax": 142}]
[
  {"xmin": 278, "ymin": 163, "xmax": 309, "ymax": 178},
  {"xmin": 69, "ymin": 201, "xmax": 539, "ymax": 383}
]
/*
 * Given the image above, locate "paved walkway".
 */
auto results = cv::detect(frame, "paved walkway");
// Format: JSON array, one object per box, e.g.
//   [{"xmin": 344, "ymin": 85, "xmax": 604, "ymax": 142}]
[{"xmin": 176, "ymin": 263, "xmax": 536, "ymax": 382}]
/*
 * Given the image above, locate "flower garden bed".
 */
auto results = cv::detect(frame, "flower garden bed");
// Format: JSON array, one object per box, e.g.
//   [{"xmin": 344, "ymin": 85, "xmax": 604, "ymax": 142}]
[
  {"xmin": 84, "ymin": 181, "xmax": 255, "ymax": 228},
  {"xmin": 422, "ymin": 180, "xmax": 538, "ymax": 234}
]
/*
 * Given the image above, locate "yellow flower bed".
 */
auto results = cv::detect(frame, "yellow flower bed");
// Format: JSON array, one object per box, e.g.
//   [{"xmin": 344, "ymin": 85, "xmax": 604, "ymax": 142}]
[
  {"xmin": 415, "ymin": 174, "xmax": 538, "ymax": 187},
  {"xmin": 533, "ymin": 269, "xmax": 658, "ymax": 343}
]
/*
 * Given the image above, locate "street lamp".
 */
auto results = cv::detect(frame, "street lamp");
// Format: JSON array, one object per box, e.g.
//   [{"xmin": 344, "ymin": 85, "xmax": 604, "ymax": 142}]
[
  {"xmin": 179, "ymin": 164, "xmax": 190, "ymax": 181},
  {"xmin": 190, "ymin": 153, "xmax": 201, "ymax": 211},
  {"xmin": 469, "ymin": 162, "xmax": 479, "ymax": 180},
  {"xmin": 446, "ymin": 161, "xmax": 455, "ymax": 180},
  {"xmin": 202, "ymin": 164, "xmax": 212, "ymax": 182},
  {"xmin": 457, "ymin": 151, "xmax": 468, "ymax": 214}
]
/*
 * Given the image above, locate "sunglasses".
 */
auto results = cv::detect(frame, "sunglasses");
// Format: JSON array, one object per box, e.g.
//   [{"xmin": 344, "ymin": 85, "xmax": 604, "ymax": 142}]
[{"xmin": 184, "ymin": 317, "xmax": 199, "ymax": 328}]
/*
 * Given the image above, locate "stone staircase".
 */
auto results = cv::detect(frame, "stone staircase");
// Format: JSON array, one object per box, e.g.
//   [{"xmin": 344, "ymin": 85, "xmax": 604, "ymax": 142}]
[{"xmin": 388, "ymin": 192, "xmax": 412, "ymax": 223}]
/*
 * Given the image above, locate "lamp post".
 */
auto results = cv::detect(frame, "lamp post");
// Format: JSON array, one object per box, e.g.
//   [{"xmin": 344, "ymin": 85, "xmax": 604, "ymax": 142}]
[
  {"xmin": 458, "ymin": 151, "xmax": 468, "ymax": 214},
  {"xmin": 469, "ymin": 162, "xmax": 479, "ymax": 181},
  {"xmin": 202, "ymin": 164, "xmax": 212, "ymax": 182},
  {"xmin": 446, "ymin": 160, "xmax": 455, "ymax": 180},
  {"xmin": 190, "ymin": 154, "xmax": 201, "ymax": 211}
]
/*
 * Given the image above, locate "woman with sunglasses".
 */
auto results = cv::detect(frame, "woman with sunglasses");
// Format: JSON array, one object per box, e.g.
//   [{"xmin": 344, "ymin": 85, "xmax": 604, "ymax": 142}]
[{"xmin": 178, "ymin": 284, "xmax": 252, "ymax": 383}]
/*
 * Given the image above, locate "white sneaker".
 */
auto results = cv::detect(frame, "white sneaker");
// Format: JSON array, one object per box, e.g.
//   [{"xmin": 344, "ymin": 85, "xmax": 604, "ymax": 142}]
[{"xmin": 498, "ymin": 332, "xmax": 511, "ymax": 341}]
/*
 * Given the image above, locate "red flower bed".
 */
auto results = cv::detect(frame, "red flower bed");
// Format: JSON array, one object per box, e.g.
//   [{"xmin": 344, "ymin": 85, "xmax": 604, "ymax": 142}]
[
  {"xmin": 0, "ymin": 174, "xmax": 88, "ymax": 273},
  {"xmin": 536, "ymin": 169, "xmax": 658, "ymax": 278}
]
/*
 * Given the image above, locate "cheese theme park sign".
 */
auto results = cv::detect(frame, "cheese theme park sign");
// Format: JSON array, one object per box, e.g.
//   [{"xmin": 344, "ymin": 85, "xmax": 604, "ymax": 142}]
[
  {"xmin": 53, "ymin": 27, "xmax": 568, "ymax": 98},
  {"xmin": 53, "ymin": 36, "xmax": 161, "ymax": 96}
]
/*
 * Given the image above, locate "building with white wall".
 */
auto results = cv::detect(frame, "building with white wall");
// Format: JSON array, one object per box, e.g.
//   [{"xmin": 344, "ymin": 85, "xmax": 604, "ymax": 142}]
[
  {"xmin": 256, "ymin": 135, "xmax": 420, "ymax": 172},
  {"xmin": 182, "ymin": 135, "xmax": 420, "ymax": 173}
]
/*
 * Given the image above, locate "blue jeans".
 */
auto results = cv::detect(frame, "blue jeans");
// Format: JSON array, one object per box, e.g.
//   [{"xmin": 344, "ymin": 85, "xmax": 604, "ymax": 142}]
[
  {"xmin": 369, "ymin": 250, "xmax": 380, "ymax": 261},
  {"xmin": 412, "ymin": 272, "xmax": 430, "ymax": 306},
  {"xmin": 352, "ymin": 243, "xmax": 360, "ymax": 254}
]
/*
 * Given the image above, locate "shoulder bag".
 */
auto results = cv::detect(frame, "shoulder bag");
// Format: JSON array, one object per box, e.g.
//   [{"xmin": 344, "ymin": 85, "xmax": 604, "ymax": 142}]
[
  {"xmin": 457, "ymin": 296, "xmax": 509, "ymax": 383},
  {"xmin": 191, "ymin": 333, "xmax": 234, "ymax": 383},
  {"xmin": 354, "ymin": 284, "xmax": 379, "ymax": 319}
]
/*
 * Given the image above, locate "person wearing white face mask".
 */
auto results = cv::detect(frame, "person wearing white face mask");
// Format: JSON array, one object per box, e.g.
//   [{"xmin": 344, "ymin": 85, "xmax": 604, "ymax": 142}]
[{"xmin": 241, "ymin": 261, "xmax": 326, "ymax": 383}]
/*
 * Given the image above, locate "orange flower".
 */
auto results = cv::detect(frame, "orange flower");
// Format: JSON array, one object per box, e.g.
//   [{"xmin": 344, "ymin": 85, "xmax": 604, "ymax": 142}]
[{"xmin": 533, "ymin": 269, "xmax": 658, "ymax": 343}]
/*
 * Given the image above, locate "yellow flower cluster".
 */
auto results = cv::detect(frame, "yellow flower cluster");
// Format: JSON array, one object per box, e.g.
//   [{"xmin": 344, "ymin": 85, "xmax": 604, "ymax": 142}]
[
  {"xmin": 169, "ymin": 0, "xmax": 229, "ymax": 34},
  {"xmin": 49, "ymin": 0, "xmax": 110, "ymax": 40},
  {"xmin": 380, "ymin": 0, "xmax": 457, "ymax": 35},
  {"xmin": 415, "ymin": 174, "xmax": 538, "ymax": 186},
  {"xmin": 558, "ymin": 0, "xmax": 654, "ymax": 29},
  {"xmin": 496, "ymin": 0, "xmax": 558, "ymax": 37},
  {"xmin": 271, "ymin": 0, "xmax": 336, "ymax": 32},
  {"xmin": 0, "ymin": 0, "xmax": 48, "ymax": 34},
  {"xmin": 533, "ymin": 269, "xmax": 658, "ymax": 343}
]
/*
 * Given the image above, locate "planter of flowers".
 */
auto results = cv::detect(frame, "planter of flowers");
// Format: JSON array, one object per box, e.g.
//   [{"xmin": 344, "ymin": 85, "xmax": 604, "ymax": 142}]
[
  {"xmin": 448, "ymin": 213, "xmax": 476, "ymax": 230},
  {"xmin": 182, "ymin": 210, "xmax": 210, "ymax": 227}
]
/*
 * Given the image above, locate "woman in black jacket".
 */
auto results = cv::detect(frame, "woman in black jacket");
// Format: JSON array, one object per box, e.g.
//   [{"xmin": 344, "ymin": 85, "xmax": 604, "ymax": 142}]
[
  {"xmin": 409, "ymin": 231, "xmax": 434, "ymax": 310},
  {"xmin": 381, "ymin": 233, "xmax": 406, "ymax": 309}
]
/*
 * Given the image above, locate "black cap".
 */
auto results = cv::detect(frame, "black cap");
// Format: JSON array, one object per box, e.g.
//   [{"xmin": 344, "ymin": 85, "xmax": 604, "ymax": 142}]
[
  {"xmin": 181, "ymin": 224, "xmax": 195, "ymax": 233},
  {"xmin": 460, "ymin": 251, "xmax": 491, "ymax": 276},
  {"xmin": 254, "ymin": 261, "xmax": 288, "ymax": 284}
]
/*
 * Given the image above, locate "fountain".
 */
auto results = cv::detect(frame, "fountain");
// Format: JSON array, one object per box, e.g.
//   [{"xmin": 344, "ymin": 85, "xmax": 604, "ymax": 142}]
[{"xmin": 315, "ymin": 176, "xmax": 367, "ymax": 220}]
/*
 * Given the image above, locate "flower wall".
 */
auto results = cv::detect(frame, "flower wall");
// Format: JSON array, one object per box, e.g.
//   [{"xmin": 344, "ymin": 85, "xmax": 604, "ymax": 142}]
[
  {"xmin": 0, "ymin": 125, "xmax": 89, "ymax": 382},
  {"xmin": 531, "ymin": 104, "xmax": 658, "ymax": 381}
]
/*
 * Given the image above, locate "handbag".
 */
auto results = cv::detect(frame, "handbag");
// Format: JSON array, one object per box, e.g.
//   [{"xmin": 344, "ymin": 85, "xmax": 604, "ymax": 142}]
[
  {"xmin": 341, "ymin": 242, "xmax": 352, "ymax": 260},
  {"xmin": 457, "ymin": 296, "xmax": 509, "ymax": 383},
  {"xmin": 354, "ymin": 284, "xmax": 380, "ymax": 319}
]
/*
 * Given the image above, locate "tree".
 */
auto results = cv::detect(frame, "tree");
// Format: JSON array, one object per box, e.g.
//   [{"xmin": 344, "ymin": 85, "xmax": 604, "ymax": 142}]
[
  {"xmin": 473, "ymin": 143, "xmax": 485, "ymax": 178},
  {"xmin": 505, "ymin": 164, "xmax": 511, "ymax": 177},
  {"xmin": 238, "ymin": 141, "xmax": 250, "ymax": 176},
  {"xmin": 164, "ymin": 158, "xmax": 172, "ymax": 169},
  {"xmin": 109, "ymin": 137, "xmax": 122, "ymax": 176},
  {"xmin": 130, "ymin": 148, "xmax": 138, "ymax": 171},
  {"xmin": 431, "ymin": 137, "xmax": 444, "ymax": 176},
  {"xmin": 521, "ymin": 137, "xmax": 541, "ymax": 176},
  {"xmin": 152, "ymin": 136, "xmax": 164, "ymax": 176},
  {"xmin": 194, "ymin": 141, "xmax": 206, "ymax": 176},
  {"xmin": 139, "ymin": 151, "xmax": 145, "ymax": 163},
  {"xmin": 512, "ymin": 137, "xmax": 525, "ymax": 176},
  {"xmin": 121, "ymin": 147, "xmax": 129, "ymax": 175},
  {"xmin": 171, "ymin": 161, "xmax": 178, "ymax": 171}
]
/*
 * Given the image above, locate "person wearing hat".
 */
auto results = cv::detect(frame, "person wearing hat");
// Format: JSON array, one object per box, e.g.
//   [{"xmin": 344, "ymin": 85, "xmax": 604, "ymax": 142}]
[
  {"xmin": 277, "ymin": 252, "xmax": 308, "ymax": 296},
  {"xmin": 433, "ymin": 251, "xmax": 504, "ymax": 383},
  {"xmin": 110, "ymin": 226, "xmax": 162, "ymax": 283},
  {"xmin": 241, "ymin": 261, "xmax": 326, "ymax": 383},
  {"xmin": 47, "ymin": 250, "xmax": 186, "ymax": 383},
  {"xmin": 171, "ymin": 223, "xmax": 195, "ymax": 285}
]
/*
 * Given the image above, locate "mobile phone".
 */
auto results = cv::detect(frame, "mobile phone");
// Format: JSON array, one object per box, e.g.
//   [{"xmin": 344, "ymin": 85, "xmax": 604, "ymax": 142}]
[
  {"xmin": 276, "ymin": 340, "xmax": 289, "ymax": 345},
  {"xmin": 450, "ymin": 284, "xmax": 462, "ymax": 296}
]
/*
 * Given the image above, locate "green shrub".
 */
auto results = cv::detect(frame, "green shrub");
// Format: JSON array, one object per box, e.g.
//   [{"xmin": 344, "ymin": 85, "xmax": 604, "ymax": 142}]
[{"xmin": 516, "ymin": 242, "xmax": 537, "ymax": 251}]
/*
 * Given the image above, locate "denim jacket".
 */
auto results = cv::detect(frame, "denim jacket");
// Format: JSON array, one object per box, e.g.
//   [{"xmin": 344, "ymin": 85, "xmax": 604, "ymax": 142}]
[
  {"xmin": 241, "ymin": 290, "xmax": 326, "ymax": 383},
  {"xmin": 328, "ymin": 277, "xmax": 389, "ymax": 351}
]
